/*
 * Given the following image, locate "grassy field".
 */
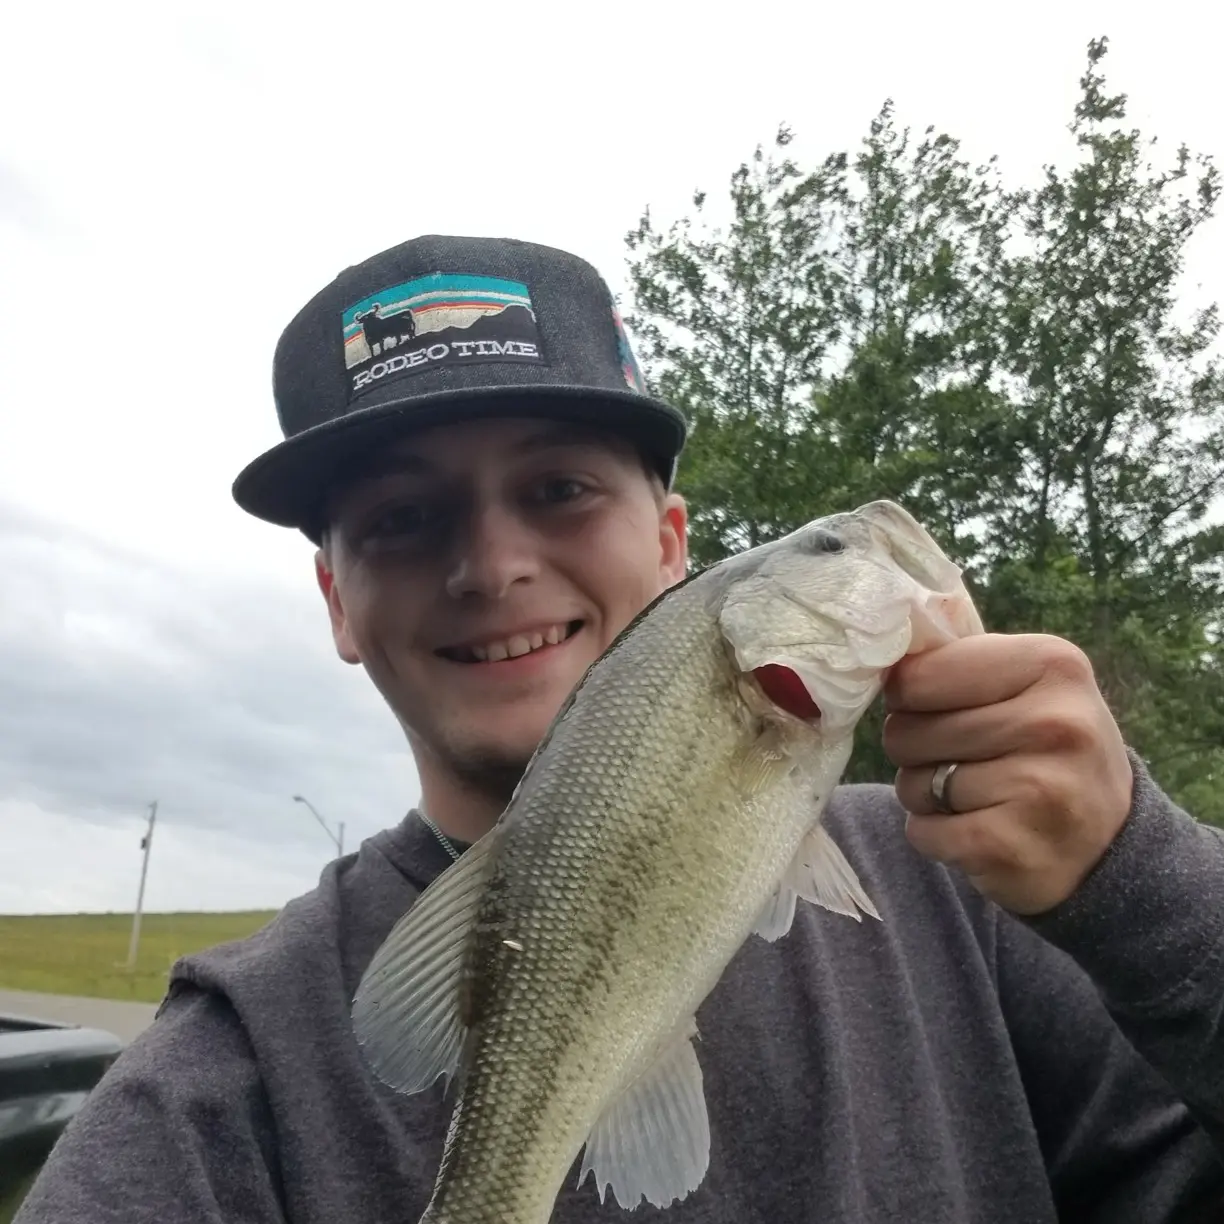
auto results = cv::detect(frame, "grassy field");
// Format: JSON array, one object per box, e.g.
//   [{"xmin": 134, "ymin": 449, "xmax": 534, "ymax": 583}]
[
  {"xmin": 0, "ymin": 911, "xmax": 278, "ymax": 1003},
  {"xmin": 0, "ymin": 1171, "xmax": 37, "ymax": 1224}
]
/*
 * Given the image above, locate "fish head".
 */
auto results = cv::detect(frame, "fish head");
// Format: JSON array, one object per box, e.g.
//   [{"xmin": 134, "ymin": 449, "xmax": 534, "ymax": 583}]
[{"xmin": 715, "ymin": 500, "xmax": 984, "ymax": 732}]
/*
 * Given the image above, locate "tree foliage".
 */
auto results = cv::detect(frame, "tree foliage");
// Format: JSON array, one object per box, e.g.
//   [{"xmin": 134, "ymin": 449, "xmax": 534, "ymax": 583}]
[{"xmin": 625, "ymin": 37, "xmax": 1224, "ymax": 822}]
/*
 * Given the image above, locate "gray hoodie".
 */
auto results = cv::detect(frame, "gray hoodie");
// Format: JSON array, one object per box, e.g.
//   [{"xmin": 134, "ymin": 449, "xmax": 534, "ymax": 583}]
[{"xmin": 14, "ymin": 755, "xmax": 1224, "ymax": 1223}]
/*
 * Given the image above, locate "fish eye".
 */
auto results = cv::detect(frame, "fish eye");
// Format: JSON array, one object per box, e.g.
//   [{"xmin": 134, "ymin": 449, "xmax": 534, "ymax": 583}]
[{"xmin": 806, "ymin": 529, "xmax": 845, "ymax": 554}]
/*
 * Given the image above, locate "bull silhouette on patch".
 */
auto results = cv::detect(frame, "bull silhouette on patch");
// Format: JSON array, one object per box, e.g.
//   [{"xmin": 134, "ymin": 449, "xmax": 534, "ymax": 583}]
[{"xmin": 355, "ymin": 303, "xmax": 417, "ymax": 356}]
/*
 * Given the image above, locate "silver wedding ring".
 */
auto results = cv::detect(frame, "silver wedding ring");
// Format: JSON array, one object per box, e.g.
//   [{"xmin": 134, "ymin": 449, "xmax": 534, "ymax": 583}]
[{"xmin": 930, "ymin": 761, "xmax": 961, "ymax": 814}]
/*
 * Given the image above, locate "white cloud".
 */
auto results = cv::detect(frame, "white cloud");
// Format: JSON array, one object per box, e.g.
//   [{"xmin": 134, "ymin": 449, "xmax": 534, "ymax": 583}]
[
  {"xmin": 0, "ymin": 0, "xmax": 1218, "ymax": 911},
  {"xmin": 0, "ymin": 501, "xmax": 415, "ymax": 912}
]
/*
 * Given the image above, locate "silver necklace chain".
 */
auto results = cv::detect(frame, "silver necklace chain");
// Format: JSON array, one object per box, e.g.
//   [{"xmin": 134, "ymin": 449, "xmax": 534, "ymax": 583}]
[{"xmin": 417, "ymin": 808, "xmax": 462, "ymax": 862}]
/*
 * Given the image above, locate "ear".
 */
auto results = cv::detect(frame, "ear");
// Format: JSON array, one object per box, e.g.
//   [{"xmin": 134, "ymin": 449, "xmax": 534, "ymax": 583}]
[
  {"xmin": 315, "ymin": 548, "xmax": 361, "ymax": 666},
  {"xmin": 658, "ymin": 493, "xmax": 689, "ymax": 587}
]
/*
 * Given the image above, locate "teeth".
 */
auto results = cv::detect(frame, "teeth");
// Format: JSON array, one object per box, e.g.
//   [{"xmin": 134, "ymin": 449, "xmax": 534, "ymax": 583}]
[{"xmin": 452, "ymin": 623, "xmax": 574, "ymax": 663}]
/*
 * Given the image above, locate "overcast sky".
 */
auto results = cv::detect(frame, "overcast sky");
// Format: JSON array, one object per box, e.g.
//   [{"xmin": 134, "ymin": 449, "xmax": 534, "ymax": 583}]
[{"xmin": 1, "ymin": 1, "xmax": 1219, "ymax": 914}]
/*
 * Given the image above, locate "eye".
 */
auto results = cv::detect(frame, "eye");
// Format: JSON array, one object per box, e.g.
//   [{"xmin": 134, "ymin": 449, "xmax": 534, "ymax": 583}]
[
  {"xmin": 534, "ymin": 477, "xmax": 589, "ymax": 505},
  {"xmin": 805, "ymin": 529, "xmax": 845, "ymax": 554},
  {"xmin": 360, "ymin": 501, "xmax": 439, "ymax": 545}
]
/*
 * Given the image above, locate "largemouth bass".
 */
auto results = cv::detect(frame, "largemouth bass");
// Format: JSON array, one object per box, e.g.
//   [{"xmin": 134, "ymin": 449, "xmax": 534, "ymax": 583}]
[{"xmin": 352, "ymin": 500, "xmax": 984, "ymax": 1224}]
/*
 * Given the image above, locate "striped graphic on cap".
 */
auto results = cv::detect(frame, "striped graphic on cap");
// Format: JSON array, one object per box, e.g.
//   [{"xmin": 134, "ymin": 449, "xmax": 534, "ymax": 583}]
[
  {"xmin": 341, "ymin": 273, "xmax": 544, "ymax": 395},
  {"xmin": 612, "ymin": 308, "xmax": 648, "ymax": 395}
]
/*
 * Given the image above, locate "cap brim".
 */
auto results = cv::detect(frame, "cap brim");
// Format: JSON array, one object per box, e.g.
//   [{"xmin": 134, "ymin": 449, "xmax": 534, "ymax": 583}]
[{"xmin": 231, "ymin": 383, "xmax": 687, "ymax": 537}]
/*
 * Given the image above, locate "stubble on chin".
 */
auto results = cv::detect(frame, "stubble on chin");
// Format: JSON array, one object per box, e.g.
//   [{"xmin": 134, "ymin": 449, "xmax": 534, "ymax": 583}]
[
  {"xmin": 449, "ymin": 746, "xmax": 532, "ymax": 809},
  {"xmin": 403, "ymin": 717, "xmax": 534, "ymax": 811}
]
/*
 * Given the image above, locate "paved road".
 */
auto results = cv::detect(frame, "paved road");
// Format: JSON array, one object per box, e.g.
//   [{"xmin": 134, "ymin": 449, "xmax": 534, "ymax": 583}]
[{"xmin": 0, "ymin": 989, "xmax": 158, "ymax": 1043}]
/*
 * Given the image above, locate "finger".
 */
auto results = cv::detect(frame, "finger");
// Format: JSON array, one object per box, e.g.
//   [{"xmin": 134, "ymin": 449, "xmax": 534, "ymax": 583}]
[
  {"xmin": 883, "ymin": 698, "xmax": 1026, "ymax": 768},
  {"xmin": 884, "ymin": 633, "xmax": 1073, "ymax": 714},
  {"xmin": 894, "ymin": 758, "xmax": 1001, "ymax": 817},
  {"xmin": 903, "ymin": 803, "xmax": 1023, "ymax": 877}
]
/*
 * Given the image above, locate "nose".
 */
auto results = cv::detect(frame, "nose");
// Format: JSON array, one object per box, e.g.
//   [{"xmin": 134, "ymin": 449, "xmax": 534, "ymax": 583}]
[{"xmin": 444, "ymin": 503, "xmax": 541, "ymax": 601}]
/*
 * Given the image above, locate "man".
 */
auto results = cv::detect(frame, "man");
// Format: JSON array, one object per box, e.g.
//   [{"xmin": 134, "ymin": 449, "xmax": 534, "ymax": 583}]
[{"xmin": 16, "ymin": 235, "xmax": 1224, "ymax": 1223}]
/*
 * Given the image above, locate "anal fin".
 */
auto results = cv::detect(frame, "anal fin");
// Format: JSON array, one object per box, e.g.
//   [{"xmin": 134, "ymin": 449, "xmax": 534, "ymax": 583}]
[
  {"xmin": 578, "ymin": 1018, "xmax": 711, "ymax": 1210},
  {"xmin": 351, "ymin": 828, "xmax": 497, "ymax": 1094},
  {"xmin": 754, "ymin": 822, "xmax": 880, "ymax": 940}
]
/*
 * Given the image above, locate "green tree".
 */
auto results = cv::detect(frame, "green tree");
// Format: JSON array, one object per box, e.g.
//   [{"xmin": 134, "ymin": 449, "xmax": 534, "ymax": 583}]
[
  {"xmin": 626, "ymin": 111, "xmax": 1019, "ymax": 575},
  {"xmin": 987, "ymin": 36, "xmax": 1224, "ymax": 822},
  {"xmin": 625, "ymin": 109, "xmax": 1020, "ymax": 784},
  {"xmin": 625, "ymin": 38, "xmax": 1224, "ymax": 821}
]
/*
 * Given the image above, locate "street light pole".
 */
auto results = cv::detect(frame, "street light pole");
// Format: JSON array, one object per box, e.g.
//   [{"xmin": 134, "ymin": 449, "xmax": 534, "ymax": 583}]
[
  {"xmin": 292, "ymin": 795, "xmax": 344, "ymax": 858},
  {"xmin": 126, "ymin": 800, "xmax": 157, "ymax": 971}
]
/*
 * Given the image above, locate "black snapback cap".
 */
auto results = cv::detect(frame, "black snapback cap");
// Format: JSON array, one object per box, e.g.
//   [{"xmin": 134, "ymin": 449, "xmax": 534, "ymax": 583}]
[{"xmin": 231, "ymin": 234, "xmax": 688, "ymax": 538}]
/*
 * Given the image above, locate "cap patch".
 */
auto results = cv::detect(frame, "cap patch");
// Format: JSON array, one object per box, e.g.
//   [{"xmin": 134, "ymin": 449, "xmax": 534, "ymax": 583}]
[
  {"xmin": 612, "ymin": 309, "xmax": 648, "ymax": 395},
  {"xmin": 342, "ymin": 273, "xmax": 544, "ymax": 396}
]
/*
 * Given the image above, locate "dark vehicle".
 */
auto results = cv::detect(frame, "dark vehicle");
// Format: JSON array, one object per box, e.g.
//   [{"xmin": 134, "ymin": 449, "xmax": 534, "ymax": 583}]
[{"xmin": 0, "ymin": 1012, "xmax": 124, "ymax": 1222}]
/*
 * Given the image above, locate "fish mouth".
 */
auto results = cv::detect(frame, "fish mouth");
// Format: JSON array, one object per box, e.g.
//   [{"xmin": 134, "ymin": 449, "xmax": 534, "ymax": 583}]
[{"xmin": 436, "ymin": 620, "xmax": 584, "ymax": 664}]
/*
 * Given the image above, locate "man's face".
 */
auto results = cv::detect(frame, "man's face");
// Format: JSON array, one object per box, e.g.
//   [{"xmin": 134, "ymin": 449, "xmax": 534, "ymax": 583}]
[{"xmin": 316, "ymin": 416, "xmax": 688, "ymax": 790}]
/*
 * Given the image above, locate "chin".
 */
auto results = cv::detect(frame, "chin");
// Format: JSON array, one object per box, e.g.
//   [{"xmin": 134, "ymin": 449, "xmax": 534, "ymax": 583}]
[
  {"xmin": 481, "ymin": 721, "xmax": 556, "ymax": 765},
  {"xmin": 436, "ymin": 713, "xmax": 554, "ymax": 774},
  {"xmin": 408, "ymin": 676, "xmax": 586, "ymax": 784}
]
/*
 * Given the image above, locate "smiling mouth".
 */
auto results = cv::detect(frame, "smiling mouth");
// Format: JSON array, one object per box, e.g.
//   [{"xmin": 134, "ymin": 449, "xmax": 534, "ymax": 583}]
[{"xmin": 437, "ymin": 620, "xmax": 584, "ymax": 664}]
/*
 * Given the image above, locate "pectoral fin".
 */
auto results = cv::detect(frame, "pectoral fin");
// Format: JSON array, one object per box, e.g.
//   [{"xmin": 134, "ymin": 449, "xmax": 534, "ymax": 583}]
[
  {"xmin": 351, "ymin": 829, "xmax": 497, "ymax": 1093},
  {"xmin": 732, "ymin": 723, "xmax": 798, "ymax": 794},
  {"xmin": 578, "ymin": 1018, "xmax": 711, "ymax": 1210},
  {"xmin": 754, "ymin": 821, "xmax": 880, "ymax": 940}
]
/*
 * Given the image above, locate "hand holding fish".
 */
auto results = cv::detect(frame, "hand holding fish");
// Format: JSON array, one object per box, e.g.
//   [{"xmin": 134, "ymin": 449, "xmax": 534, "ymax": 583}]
[{"xmin": 883, "ymin": 633, "xmax": 1135, "ymax": 916}]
